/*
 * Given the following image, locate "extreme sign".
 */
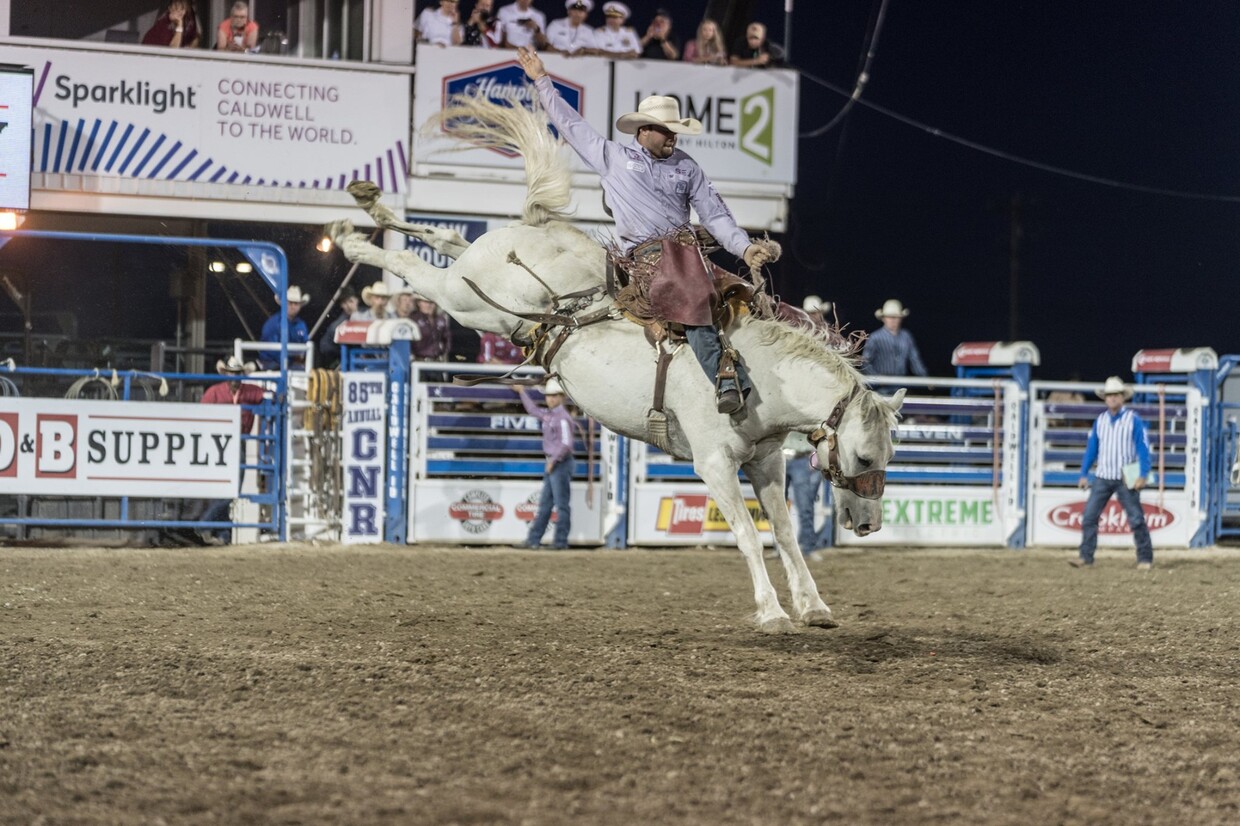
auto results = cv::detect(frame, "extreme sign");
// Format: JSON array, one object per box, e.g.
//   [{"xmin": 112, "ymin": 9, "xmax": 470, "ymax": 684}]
[{"xmin": 0, "ymin": 397, "xmax": 240, "ymax": 498}]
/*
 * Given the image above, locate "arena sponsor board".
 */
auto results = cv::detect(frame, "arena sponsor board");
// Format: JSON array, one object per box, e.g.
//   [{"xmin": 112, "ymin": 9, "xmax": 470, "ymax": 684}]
[
  {"xmin": 0, "ymin": 42, "xmax": 410, "ymax": 194},
  {"xmin": 0, "ymin": 397, "xmax": 239, "ymax": 497},
  {"xmin": 411, "ymin": 47, "xmax": 610, "ymax": 171},
  {"xmin": 0, "ymin": 67, "xmax": 34, "ymax": 210},
  {"xmin": 612, "ymin": 61, "xmax": 798, "ymax": 184},
  {"xmin": 627, "ymin": 484, "xmax": 773, "ymax": 546},
  {"xmin": 341, "ymin": 373, "xmax": 387, "ymax": 544},
  {"xmin": 837, "ymin": 486, "xmax": 1007, "ymax": 546},
  {"xmin": 407, "ymin": 479, "xmax": 604, "ymax": 543},
  {"xmin": 1027, "ymin": 488, "xmax": 1194, "ymax": 548}
]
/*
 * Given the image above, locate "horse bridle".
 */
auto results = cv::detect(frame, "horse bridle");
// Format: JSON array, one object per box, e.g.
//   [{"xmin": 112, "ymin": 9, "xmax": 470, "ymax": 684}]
[{"xmin": 807, "ymin": 386, "xmax": 887, "ymax": 500}]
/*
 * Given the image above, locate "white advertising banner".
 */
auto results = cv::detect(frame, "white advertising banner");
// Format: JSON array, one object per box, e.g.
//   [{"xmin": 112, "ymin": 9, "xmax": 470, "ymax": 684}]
[
  {"xmin": 0, "ymin": 397, "xmax": 240, "ymax": 498},
  {"xmin": 341, "ymin": 373, "xmax": 387, "ymax": 544},
  {"xmin": 0, "ymin": 67, "xmax": 34, "ymax": 210},
  {"xmin": 1027, "ymin": 488, "xmax": 1192, "ymax": 549},
  {"xmin": 612, "ymin": 61, "xmax": 798, "ymax": 185},
  {"xmin": 0, "ymin": 43, "xmax": 410, "ymax": 193},
  {"xmin": 411, "ymin": 46, "xmax": 611, "ymax": 172},
  {"xmin": 836, "ymin": 486, "xmax": 1008, "ymax": 547},
  {"xmin": 627, "ymin": 482, "xmax": 773, "ymax": 546},
  {"xmin": 408, "ymin": 479, "xmax": 604, "ymax": 544}
]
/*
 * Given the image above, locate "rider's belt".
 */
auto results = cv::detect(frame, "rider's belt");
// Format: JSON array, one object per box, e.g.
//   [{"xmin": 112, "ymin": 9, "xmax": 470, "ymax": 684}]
[{"xmin": 632, "ymin": 230, "xmax": 699, "ymax": 262}]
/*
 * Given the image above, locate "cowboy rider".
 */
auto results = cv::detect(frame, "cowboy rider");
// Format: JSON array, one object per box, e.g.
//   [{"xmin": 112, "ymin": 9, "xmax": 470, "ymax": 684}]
[{"xmin": 517, "ymin": 46, "xmax": 776, "ymax": 415}]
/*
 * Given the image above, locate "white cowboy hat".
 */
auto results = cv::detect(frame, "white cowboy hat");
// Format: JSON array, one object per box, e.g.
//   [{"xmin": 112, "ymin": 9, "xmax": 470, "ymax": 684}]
[
  {"xmin": 1096, "ymin": 376, "xmax": 1134, "ymax": 400},
  {"xmin": 602, "ymin": 1, "xmax": 629, "ymax": 19},
  {"xmin": 361, "ymin": 282, "xmax": 391, "ymax": 301},
  {"xmin": 565, "ymin": 0, "xmax": 593, "ymax": 10},
  {"xmin": 875, "ymin": 298, "xmax": 909, "ymax": 319},
  {"xmin": 616, "ymin": 96, "xmax": 702, "ymax": 136},
  {"xmin": 802, "ymin": 294, "xmax": 830, "ymax": 314},
  {"xmin": 543, "ymin": 377, "xmax": 566, "ymax": 396},
  {"xmin": 216, "ymin": 355, "xmax": 256, "ymax": 375},
  {"xmin": 286, "ymin": 286, "xmax": 310, "ymax": 304},
  {"xmin": 394, "ymin": 284, "xmax": 415, "ymax": 296}
]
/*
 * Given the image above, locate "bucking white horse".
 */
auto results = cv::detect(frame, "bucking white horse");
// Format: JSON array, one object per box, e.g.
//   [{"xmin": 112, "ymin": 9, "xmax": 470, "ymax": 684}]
[{"xmin": 327, "ymin": 96, "xmax": 904, "ymax": 633}]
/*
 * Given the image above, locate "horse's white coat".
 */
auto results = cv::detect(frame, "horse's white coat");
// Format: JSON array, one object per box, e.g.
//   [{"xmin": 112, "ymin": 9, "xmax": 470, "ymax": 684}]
[{"xmin": 327, "ymin": 96, "xmax": 903, "ymax": 631}]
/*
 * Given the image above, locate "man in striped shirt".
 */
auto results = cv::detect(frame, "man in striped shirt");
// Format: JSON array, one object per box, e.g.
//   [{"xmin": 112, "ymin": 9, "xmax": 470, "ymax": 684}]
[
  {"xmin": 517, "ymin": 378, "xmax": 575, "ymax": 549},
  {"xmin": 1070, "ymin": 376, "xmax": 1154, "ymax": 569},
  {"xmin": 862, "ymin": 299, "xmax": 928, "ymax": 379}
]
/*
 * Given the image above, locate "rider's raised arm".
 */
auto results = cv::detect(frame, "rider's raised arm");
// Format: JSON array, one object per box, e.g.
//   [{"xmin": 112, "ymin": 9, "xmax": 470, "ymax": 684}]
[
  {"xmin": 686, "ymin": 165, "xmax": 751, "ymax": 260},
  {"xmin": 533, "ymin": 74, "xmax": 609, "ymax": 175}
]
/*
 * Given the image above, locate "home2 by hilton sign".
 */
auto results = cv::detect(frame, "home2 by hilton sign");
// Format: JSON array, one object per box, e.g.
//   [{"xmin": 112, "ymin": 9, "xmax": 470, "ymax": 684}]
[{"xmin": 0, "ymin": 398, "xmax": 241, "ymax": 499}]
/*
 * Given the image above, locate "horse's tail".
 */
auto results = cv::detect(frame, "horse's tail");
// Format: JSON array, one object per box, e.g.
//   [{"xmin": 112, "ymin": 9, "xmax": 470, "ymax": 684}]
[{"xmin": 421, "ymin": 93, "xmax": 573, "ymax": 227}]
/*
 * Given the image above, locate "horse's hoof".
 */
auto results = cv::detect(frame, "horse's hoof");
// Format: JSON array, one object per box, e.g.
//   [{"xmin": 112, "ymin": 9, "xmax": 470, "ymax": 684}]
[
  {"xmin": 758, "ymin": 616, "xmax": 797, "ymax": 635},
  {"xmin": 802, "ymin": 609, "xmax": 839, "ymax": 629}
]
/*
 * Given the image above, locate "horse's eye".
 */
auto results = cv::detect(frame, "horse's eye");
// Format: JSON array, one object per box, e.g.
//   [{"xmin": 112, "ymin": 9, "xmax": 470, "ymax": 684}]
[{"xmin": 857, "ymin": 456, "xmax": 873, "ymax": 469}]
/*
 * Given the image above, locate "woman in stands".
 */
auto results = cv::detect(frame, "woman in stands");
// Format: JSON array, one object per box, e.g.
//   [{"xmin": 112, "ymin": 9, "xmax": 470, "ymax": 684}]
[
  {"xmin": 682, "ymin": 18, "xmax": 727, "ymax": 65},
  {"xmin": 142, "ymin": 0, "xmax": 203, "ymax": 48}
]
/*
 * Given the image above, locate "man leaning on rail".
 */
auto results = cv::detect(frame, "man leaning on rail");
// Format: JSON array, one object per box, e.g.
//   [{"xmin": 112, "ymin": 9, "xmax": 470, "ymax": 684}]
[{"xmin": 516, "ymin": 45, "xmax": 777, "ymax": 415}]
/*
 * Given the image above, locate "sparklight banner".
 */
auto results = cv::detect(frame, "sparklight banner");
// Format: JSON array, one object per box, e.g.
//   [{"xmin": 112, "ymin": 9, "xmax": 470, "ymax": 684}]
[
  {"xmin": 341, "ymin": 372, "xmax": 387, "ymax": 544},
  {"xmin": 612, "ymin": 61, "xmax": 798, "ymax": 184},
  {"xmin": 0, "ymin": 43, "xmax": 410, "ymax": 193},
  {"xmin": 0, "ymin": 398, "xmax": 240, "ymax": 498},
  {"xmin": 0, "ymin": 67, "xmax": 33, "ymax": 210}
]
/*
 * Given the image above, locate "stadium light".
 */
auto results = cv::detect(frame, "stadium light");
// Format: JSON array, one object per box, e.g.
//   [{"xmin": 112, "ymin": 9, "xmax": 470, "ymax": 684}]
[
  {"xmin": 235, "ymin": 262, "xmax": 253, "ymax": 274},
  {"xmin": 209, "ymin": 261, "xmax": 226, "ymax": 273},
  {"xmin": 316, "ymin": 236, "xmax": 333, "ymax": 253},
  {"xmin": 0, "ymin": 211, "xmax": 23, "ymax": 231}
]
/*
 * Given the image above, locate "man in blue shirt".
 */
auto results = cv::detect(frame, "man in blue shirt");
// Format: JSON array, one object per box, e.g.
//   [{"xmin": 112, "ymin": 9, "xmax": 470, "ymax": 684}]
[
  {"xmin": 259, "ymin": 286, "xmax": 310, "ymax": 368},
  {"xmin": 1070, "ymin": 376, "xmax": 1154, "ymax": 570},
  {"xmin": 862, "ymin": 298, "xmax": 928, "ymax": 378}
]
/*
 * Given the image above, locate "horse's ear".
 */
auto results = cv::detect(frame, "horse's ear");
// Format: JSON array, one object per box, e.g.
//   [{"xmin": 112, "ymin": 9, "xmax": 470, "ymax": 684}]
[{"xmin": 881, "ymin": 388, "xmax": 908, "ymax": 412}]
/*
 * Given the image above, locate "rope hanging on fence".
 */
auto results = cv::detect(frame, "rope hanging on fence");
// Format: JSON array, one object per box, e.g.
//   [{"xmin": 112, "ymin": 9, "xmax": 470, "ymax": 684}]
[{"xmin": 1156, "ymin": 383, "xmax": 1166, "ymax": 509}]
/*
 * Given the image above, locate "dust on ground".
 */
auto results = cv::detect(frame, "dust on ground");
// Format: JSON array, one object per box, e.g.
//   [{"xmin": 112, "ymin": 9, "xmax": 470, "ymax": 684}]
[{"xmin": 2, "ymin": 544, "xmax": 1239, "ymax": 825}]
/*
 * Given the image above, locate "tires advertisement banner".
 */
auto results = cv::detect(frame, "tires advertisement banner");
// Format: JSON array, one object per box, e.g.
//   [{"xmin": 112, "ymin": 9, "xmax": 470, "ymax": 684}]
[
  {"xmin": 627, "ymin": 483, "xmax": 774, "ymax": 546},
  {"xmin": 0, "ymin": 42, "xmax": 411, "ymax": 194},
  {"xmin": 408, "ymin": 479, "xmax": 604, "ymax": 544},
  {"xmin": 0, "ymin": 397, "xmax": 240, "ymax": 498}
]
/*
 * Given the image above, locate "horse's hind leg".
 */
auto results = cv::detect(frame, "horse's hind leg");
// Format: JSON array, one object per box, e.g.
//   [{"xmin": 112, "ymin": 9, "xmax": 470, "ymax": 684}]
[
  {"xmin": 695, "ymin": 453, "xmax": 794, "ymax": 634},
  {"xmin": 742, "ymin": 442, "xmax": 837, "ymax": 629}
]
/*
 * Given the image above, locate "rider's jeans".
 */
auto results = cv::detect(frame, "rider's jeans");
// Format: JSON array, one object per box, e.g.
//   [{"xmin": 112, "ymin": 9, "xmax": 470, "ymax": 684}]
[{"xmin": 685, "ymin": 325, "xmax": 752, "ymax": 394}]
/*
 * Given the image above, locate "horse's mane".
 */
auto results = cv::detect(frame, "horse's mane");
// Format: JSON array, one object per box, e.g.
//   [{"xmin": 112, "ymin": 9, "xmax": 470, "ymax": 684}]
[{"xmin": 420, "ymin": 93, "xmax": 573, "ymax": 227}]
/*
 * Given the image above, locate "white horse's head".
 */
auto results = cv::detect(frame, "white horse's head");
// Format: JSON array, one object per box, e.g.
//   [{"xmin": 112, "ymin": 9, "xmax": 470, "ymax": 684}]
[{"xmin": 811, "ymin": 387, "xmax": 905, "ymax": 537}]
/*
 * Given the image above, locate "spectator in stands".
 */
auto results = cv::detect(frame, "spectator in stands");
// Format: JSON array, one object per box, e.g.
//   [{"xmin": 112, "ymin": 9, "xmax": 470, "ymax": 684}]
[
  {"xmin": 416, "ymin": 0, "xmax": 464, "ymax": 46},
  {"xmin": 862, "ymin": 299, "xmax": 928, "ymax": 378},
  {"xmin": 639, "ymin": 9, "xmax": 679, "ymax": 60},
  {"xmin": 730, "ymin": 22, "xmax": 784, "ymax": 68},
  {"xmin": 478, "ymin": 331, "xmax": 525, "ymax": 364},
  {"xmin": 462, "ymin": 0, "xmax": 500, "ymax": 46},
  {"xmin": 318, "ymin": 286, "xmax": 359, "ymax": 366},
  {"xmin": 1071, "ymin": 376, "xmax": 1155, "ymax": 571},
  {"xmin": 259, "ymin": 286, "xmax": 310, "ymax": 369},
  {"xmin": 355, "ymin": 282, "xmax": 392, "ymax": 320},
  {"xmin": 410, "ymin": 295, "xmax": 452, "ymax": 361},
  {"xmin": 215, "ymin": 1, "xmax": 259, "ymax": 51},
  {"xmin": 142, "ymin": 0, "xmax": 202, "ymax": 48},
  {"xmin": 783, "ymin": 431, "xmax": 830, "ymax": 559},
  {"xmin": 516, "ymin": 377, "xmax": 574, "ymax": 549},
  {"xmin": 392, "ymin": 286, "xmax": 416, "ymax": 319},
  {"xmin": 802, "ymin": 294, "xmax": 832, "ymax": 329},
  {"xmin": 497, "ymin": 0, "xmax": 546, "ymax": 48},
  {"xmin": 517, "ymin": 45, "xmax": 778, "ymax": 414},
  {"xmin": 682, "ymin": 18, "xmax": 727, "ymax": 65},
  {"xmin": 198, "ymin": 355, "xmax": 265, "ymax": 545},
  {"xmin": 544, "ymin": 0, "xmax": 598, "ymax": 55},
  {"xmin": 594, "ymin": 1, "xmax": 639, "ymax": 58}
]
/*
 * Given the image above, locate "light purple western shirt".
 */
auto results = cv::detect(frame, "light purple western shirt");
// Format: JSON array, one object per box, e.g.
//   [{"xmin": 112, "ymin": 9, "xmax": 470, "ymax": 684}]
[{"xmin": 534, "ymin": 75, "xmax": 751, "ymax": 258}]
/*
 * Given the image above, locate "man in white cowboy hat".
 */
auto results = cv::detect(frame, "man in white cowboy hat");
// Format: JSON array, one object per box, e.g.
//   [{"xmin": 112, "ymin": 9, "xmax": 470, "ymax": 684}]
[
  {"xmin": 517, "ymin": 46, "xmax": 779, "ymax": 414},
  {"xmin": 198, "ymin": 355, "xmax": 266, "ymax": 544},
  {"xmin": 259, "ymin": 285, "xmax": 311, "ymax": 368},
  {"xmin": 1070, "ymin": 376, "xmax": 1155, "ymax": 570},
  {"xmin": 543, "ymin": 0, "xmax": 598, "ymax": 54},
  {"xmin": 515, "ymin": 377, "xmax": 575, "ymax": 548},
  {"xmin": 862, "ymin": 298, "xmax": 928, "ymax": 378},
  {"xmin": 594, "ymin": 1, "xmax": 638, "ymax": 57},
  {"xmin": 355, "ymin": 281, "xmax": 392, "ymax": 320}
]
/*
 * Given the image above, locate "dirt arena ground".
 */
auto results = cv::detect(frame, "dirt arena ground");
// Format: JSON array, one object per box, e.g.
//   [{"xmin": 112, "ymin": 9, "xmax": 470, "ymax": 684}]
[{"xmin": 2, "ymin": 543, "xmax": 1239, "ymax": 825}]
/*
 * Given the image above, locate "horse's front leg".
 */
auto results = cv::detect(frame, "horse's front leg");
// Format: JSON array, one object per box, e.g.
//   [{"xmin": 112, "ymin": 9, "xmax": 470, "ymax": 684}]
[
  {"xmin": 695, "ymin": 452, "xmax": 794, "ymax": 634},
  {"xmin": 743, "ymin": 442, "xmax": 837, "ymax": 629}
]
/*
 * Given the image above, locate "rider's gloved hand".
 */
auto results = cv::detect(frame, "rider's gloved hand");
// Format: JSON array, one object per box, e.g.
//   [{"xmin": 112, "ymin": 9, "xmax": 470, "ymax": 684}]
[{"xmin": 743, "ymin": 243, "xmax": 776, "ymax": 270}]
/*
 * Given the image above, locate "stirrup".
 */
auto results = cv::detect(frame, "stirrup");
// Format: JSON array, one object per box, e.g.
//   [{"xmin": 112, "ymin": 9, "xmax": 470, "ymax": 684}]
[{"xmin": 716, "ymin": 387, "xmax": 744, "ymax": 415}]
